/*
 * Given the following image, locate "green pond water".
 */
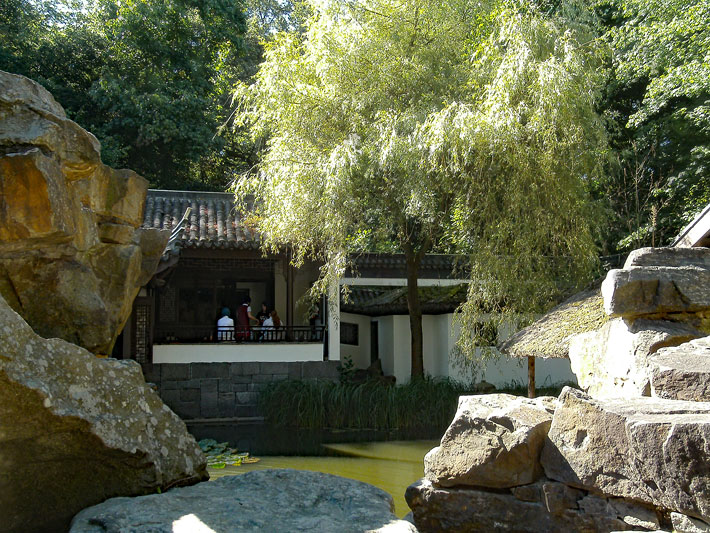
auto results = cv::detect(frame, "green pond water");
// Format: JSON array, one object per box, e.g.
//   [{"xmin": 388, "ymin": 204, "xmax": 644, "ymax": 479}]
[{"xmin": 207, "ymin": 440, "xmax": 438, "ymax": 517}]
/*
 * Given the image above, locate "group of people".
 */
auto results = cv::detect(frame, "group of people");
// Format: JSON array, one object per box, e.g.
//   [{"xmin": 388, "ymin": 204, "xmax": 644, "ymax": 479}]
[{"xmin": 217, "ymin": 298, "xmax": 281, "ymax": 341}]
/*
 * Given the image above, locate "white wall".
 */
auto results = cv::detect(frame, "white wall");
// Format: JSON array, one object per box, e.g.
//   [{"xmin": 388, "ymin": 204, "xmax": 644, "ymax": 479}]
[
  {"xmin": 153, "ymin": 343, "xmax": 324, "ymax": 363},
  {"xmin": 478, "ymin": 355, "xmax": 577, "ymax": 389},
  {"xmin": 392, "ymin": 316, "xmax": 411, "ymax": 381},
  {"xmin": 423, "ymin": 314, "xmax": 451, "ymax": 378},
  {"xmin": 374, "ymin": 316, "xmax": 394, "ymax": 376},
  {"xmin": 340, "ymin": 312, "xmax": 372, "ymax": 369},
  {"xmin": 367, "ymin": 312, "xmax": 578, "ymax": 387}
]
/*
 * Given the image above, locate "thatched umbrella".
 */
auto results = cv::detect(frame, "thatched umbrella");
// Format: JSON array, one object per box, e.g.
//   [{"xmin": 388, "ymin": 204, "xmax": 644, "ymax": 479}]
[{"xmin": 498, "ymin": 286, "xmax": 608, "ymax": 398}]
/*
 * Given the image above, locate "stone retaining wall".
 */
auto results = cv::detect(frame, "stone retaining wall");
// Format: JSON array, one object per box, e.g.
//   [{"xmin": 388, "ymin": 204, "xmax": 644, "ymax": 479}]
[{"xmin": 142, "ymin": 361, "xmax": 340, "ymax": 419}]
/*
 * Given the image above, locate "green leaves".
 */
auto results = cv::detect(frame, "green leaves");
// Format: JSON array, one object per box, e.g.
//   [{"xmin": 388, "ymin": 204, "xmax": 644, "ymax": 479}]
[
  {"xmin": 236, "ymin": 0, "xmax": 608, "ymax": 362},
  {"xmin": 598, "ymin": 0, "xmax": 710, "ymax": 250},
  {"xmin": 0, "ymin": 0, "xmax": 251, "ymax": 190}
]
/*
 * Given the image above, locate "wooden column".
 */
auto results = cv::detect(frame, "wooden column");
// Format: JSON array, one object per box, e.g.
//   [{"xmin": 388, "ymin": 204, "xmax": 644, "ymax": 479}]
[
  {"xmin": 527, "ymin": 356, "xmax": 535, "ymax": 398},
  {"xmin": 286, "ymin": 249, "xmax": 294, "ymax": 340}
]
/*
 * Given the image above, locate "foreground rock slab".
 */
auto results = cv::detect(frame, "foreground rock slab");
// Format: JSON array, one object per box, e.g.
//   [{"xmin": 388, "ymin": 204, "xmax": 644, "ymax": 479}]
[
  {"xmin": 0, "ymin": 294, "xmax": 207, "ymax": 533},
  {"xmin": 70, "ymin": 469, "xmax": 417, "ymax": 533},
  {"xmin": 405, "ymin": 478, "xmax": 644, "ymax": 532},
  {"xmin": 542, "ymin": 387, "xmax": 710, "ymax": 521},
  {"xmin": 650, "ymin": 337, "xmax": 710, "ymax": 401},
  {"xmin": 0, "ymin": 70, "xmax": 168, "ymax": 354},
  {"xmin": 424, "ymin": 394, "xmax": 556, "ymax": 488}
]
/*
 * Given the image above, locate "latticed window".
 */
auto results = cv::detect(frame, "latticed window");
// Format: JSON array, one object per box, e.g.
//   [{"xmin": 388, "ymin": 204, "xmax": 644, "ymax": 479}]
[{"xmin": 134, "ymin": 302, "xmax": 151, "ymax": 364}]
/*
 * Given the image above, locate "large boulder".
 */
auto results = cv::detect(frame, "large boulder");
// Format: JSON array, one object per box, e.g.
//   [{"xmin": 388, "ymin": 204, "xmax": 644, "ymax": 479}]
[
  {"xmin": 0, "ymin": 70, "xmax": 168, "ymax": 354},
  {"xmin": 602, "ymin": 248, "xmax": 710, "ymax": 318},
  {"xmin": 569, "ymin": 318, "xmax": 703, "ymax": 398},
  {"xmin": 0, "ymin": 294, "xmax": 208, "ymax": 533},
  {"xmin": 424, "ymin": 394, "xmax": 556, "ymax": 489},
  {"xmin": 542, "ymin": 387, "xmax": 710, "ymax": 522},
  {"xmin": 649, "ymin": 337, "xmax": 710, "ymax": 401},
  {"xmin": 70, "ymin": 469, "xmax": 417, "ymax": 532},
  {"xmin": 405, "ymin": 478, "xmax": 648, "ymax": 533}
]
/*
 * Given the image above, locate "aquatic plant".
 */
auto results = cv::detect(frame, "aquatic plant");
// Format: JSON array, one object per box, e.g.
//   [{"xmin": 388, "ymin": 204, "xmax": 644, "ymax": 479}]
[
  {"xmin": 259, "ymin": 378, "xmax": 570, "ymax": 431},
  {"xmin": 258, "ymin": 377, "xmax": 470, "ymax": 432},
  {"xmin": 198, "ymin": 439, "xmax": 259, "ymax": 469}
]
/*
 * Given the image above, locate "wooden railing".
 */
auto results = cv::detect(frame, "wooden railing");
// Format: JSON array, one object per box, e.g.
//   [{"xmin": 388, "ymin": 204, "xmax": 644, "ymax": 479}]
[{"xmin": 155, "ymin": 325, "xmax": 325, "ymax": 344}]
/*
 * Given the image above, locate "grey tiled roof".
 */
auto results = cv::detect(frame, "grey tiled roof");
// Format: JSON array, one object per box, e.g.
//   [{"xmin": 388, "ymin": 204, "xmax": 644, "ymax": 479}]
[
  {"xmin": 348, "ymin": 253, "xmax": 469, "ymax": 279},
  {"xmin": 341, "ymin": 284, "xmax": 468, "ymax": 316},
  {"xmin": 142, "ymin": 190, "xmax": 259, "ymax": 250}
]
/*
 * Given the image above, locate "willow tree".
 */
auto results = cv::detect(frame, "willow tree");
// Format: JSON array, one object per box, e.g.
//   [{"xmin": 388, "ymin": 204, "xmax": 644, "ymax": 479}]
[{"xmin": 234, "ymin": 0, "xmax": 608, "ymax": 379}]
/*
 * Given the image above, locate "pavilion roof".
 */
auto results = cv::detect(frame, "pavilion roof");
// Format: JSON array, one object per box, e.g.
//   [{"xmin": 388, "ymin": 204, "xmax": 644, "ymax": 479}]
[
  {"xmin": 673, "ymin": 201, "xmax": 710, "ymax": 247},
  {"xmin": 498, "ymin": 284, "xmax": 608, "ymax": 359},
  {"xmin": 141, "ymin": 190, "xmax": 260, "ymax": 250}
]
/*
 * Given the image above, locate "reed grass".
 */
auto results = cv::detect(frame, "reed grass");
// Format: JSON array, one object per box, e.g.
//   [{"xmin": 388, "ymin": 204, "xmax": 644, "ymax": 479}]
[
  {"xmin": 258, "ymin": 377, "xmax": 571, "ymax": 431},
  {"xmin": 259, "ymin": 377, "xmax": 470, "ymax": 432}
]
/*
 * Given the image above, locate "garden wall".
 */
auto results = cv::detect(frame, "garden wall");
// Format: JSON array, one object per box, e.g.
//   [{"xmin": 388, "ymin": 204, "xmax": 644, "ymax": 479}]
[{"xmin": 142, "ymin": 361, "xmax": 341, "ymax": 420}]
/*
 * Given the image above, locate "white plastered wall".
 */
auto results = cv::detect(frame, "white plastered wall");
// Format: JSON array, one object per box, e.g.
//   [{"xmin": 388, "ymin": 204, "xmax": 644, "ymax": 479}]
[
  {"xmin": 344, "ymin": 312, "xmax": 577, "ymax": 387},
  {"xmin": 340, "ymin": 312, "xmax": 372, "ymax": 369}
]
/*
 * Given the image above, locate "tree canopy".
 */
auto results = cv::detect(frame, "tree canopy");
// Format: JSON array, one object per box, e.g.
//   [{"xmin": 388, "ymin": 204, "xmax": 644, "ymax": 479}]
[
  {"xmin": 596, "ymin": 0, "xmax": 710, "ymax": 251},
  {"xmin": 234, "ymin": 0, "xmax": 609, "ymax": 376},
  {"xmin": 0, "ymin": 0, "xmax": 251, "ymax": 190}
]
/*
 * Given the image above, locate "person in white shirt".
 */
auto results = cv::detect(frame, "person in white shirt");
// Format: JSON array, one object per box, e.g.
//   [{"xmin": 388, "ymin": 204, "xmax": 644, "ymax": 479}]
[
  {"xmin": 261, "ymin": 310, "xmax": 282, "ymax": 341},
  {"xmin": 217, "ymin": 307, "xmax": 234, "ymax": 341}
]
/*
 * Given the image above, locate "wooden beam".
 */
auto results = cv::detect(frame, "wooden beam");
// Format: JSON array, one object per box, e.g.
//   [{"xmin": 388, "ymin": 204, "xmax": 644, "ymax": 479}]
[
  {"xmin": 673, "ymin": 202, "xmax": 710, "ymax": 247},
  {"xmin": 527, "ymin": 356, "xmax": 535, "ymax": 398}
]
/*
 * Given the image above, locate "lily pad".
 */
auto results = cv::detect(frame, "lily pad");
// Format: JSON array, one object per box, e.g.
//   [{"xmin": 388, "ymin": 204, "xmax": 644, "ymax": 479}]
[{"xmin": 201, "ymin": 437, "xmax": 259, "ymax": 469}]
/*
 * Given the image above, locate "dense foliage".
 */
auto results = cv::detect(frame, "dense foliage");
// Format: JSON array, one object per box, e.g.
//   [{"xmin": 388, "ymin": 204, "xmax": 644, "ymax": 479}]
[
  {"xmin": 234, "ymin": 0, "xmax": 609, "ymax": 373},
  {"xmin": 258, "ymin": 378, "xmax": 469, "ymax": 432},
  {"xmin": 2, "ymin": 0, "xmax": 709, "ymax": 369},
  {"xmin": 597, "ymin": 0, "xmax": 710, "ymax": 251},
  {"xmin": 0, "ymin": 0, "xmax": 251, "ymax": 190}
]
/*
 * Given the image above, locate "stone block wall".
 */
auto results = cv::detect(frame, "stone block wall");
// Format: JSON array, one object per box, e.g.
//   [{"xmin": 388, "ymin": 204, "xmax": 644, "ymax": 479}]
[{"xmin": 142, "ymin": 361, "xmax": 341, "ymax": 420}]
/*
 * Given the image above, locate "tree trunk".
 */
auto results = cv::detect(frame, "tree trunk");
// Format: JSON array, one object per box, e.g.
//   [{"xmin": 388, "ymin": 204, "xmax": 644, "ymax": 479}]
[
  {"xmin": 527, "ymin": 356, "xmax": 536, "ymax": 398},
  {"xmin": 405, "ymin": 250, "xmax": 424, "ymax": 379}
]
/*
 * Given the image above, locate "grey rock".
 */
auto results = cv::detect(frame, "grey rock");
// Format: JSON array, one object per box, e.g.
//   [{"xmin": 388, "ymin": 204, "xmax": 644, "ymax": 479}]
[
  {"xmin": 671, "ymin": 512, "xmax": 710, "ymax": 533},
  {"xmin": 70, "ymin": 469, "xmax": 417, "ymax": 533},
  {"xmin": 609, "ymin": 499, "xmax": 660, "ymax": 530},
  {"xmin": 624, "ymin": 247, "xmax": 710, "ymax": 270},
  {"xmin": 424, "ymin": 394, "xmax": 556, "ymax": 488},
  {"xmin": 602, "ymin": 266, "xmax": 710, "ymax": 317},
  {"xmin": 650, "ymin": 337, "xmax": 710, "ymax": 401},
  {"xmin": 542, "ymin": 387, "xmax": 710, "ymax": 521},
  {"xmin": 569, "ymin": 318, "xmax": 702, "ymax": 398},
  {"xmin": 0, "ymin": 294, "xmax": 207, "ymax": 533},
  {"xmin": 543, "ymin": 481, "xmax": 584, "ymax": 514},
  {"xmin": 512, "ymin": 481, "xmax": 544, "ymax": 502},
  {"xmin": 405, "ymin": 478, "xmax": 630, "ymax": 533}
]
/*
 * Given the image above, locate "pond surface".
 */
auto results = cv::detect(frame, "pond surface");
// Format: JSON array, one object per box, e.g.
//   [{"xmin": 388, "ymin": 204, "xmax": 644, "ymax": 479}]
[{"xmin": 207, "ymin": 440, "xmax": 438, "ymax": 517}]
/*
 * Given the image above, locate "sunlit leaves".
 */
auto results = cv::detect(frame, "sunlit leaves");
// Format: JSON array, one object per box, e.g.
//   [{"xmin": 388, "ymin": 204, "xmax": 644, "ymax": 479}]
[
  {"xmin": 600, "ymin": 0, "xmax": 710, "ymax": 249},
  {"xmin": 235, "ymin": 0, "xmax": 608, "ymax": 360}
]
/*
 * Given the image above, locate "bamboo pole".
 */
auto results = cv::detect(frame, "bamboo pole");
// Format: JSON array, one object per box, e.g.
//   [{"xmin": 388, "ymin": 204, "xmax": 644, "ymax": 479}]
[{"xmin": 527, "ymin": 356, "xmax": 535, "ymax": 398}]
